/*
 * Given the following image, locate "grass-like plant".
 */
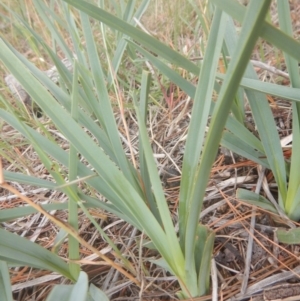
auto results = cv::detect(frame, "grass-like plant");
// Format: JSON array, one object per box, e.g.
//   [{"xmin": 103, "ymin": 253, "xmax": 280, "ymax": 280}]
[
  {"xmin": 221, "ymin": 1, "xmax": 300, "ymax": 226},
  {"xmin": 2, "ymin": 0, "xmax": 300, "ymax": 299}
]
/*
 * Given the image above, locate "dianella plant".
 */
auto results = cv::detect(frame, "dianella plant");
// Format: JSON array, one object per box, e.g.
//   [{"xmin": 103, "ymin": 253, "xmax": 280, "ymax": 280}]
[
  {"xmin": 226, "ymin": 1, "xmax": 300, "ymax": 223},
  {"xmin": 1, "ymin": 0, "xmax": 299, "ymax": 299}
]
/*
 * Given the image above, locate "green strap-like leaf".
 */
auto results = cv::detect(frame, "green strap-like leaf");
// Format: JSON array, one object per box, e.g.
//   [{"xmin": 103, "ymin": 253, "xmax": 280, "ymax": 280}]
[
  {"xmin": 80, "ymin": 12, "xmax": 141, "ymax": 192},
  {"xmin": 224, "ymin": 16, "xmax": 287, "ymax": 206},
  {"xmin": 211, "ymin": 0, "xmax": 300, "ymax": 62},
  {"xmin": 276, "ymin": 227, "xmax": 300, "ymax": 245},
  {"xmin": 277, "ymin": 1, "xmax": 300, "ymax": 219},
  {"xmin": 0, "ymin": 38, "xmax": 183, "ymax": 286},
  {"xmin": 236, "ymin": 188, "xmax": 277, "ymax": 213},
  {"xmin": 0, "ymin": 261, "xmax": 13, "ymax": 301},
  {"xmin": 128, "ymin": 41, "xmax": 268, "ymax": 167},
  {"xmin": 88, "ymin": 283, "xmax": 110, "ymax": 301},
  {"xmin": 0, "ymin": 229, "xmax": 74, "ymax": 280},
  {"xmin": 184, "ymin": 0, "xmax": 271, "ymax": 288},
  {"xmin": 61, "ymin": 0, "xmax": 199, "ymax": 74},
  {"xmin": 179, "ymin": 9, "xmax": 228, "ymax": 256},
  {"xmin": 137, "ymin": 71, "xmax": 162, "ymax": 223}
]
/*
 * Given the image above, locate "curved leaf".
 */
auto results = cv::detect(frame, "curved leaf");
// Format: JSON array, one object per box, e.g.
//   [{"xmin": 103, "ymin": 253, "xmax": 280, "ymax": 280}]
[
  {"xmin": 0, "ymin": 261, "xmax": 13, "ymax": 301},
  {"xmin": 0, "ymin": 229, "xmax": 74, "ymax": 281}
]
